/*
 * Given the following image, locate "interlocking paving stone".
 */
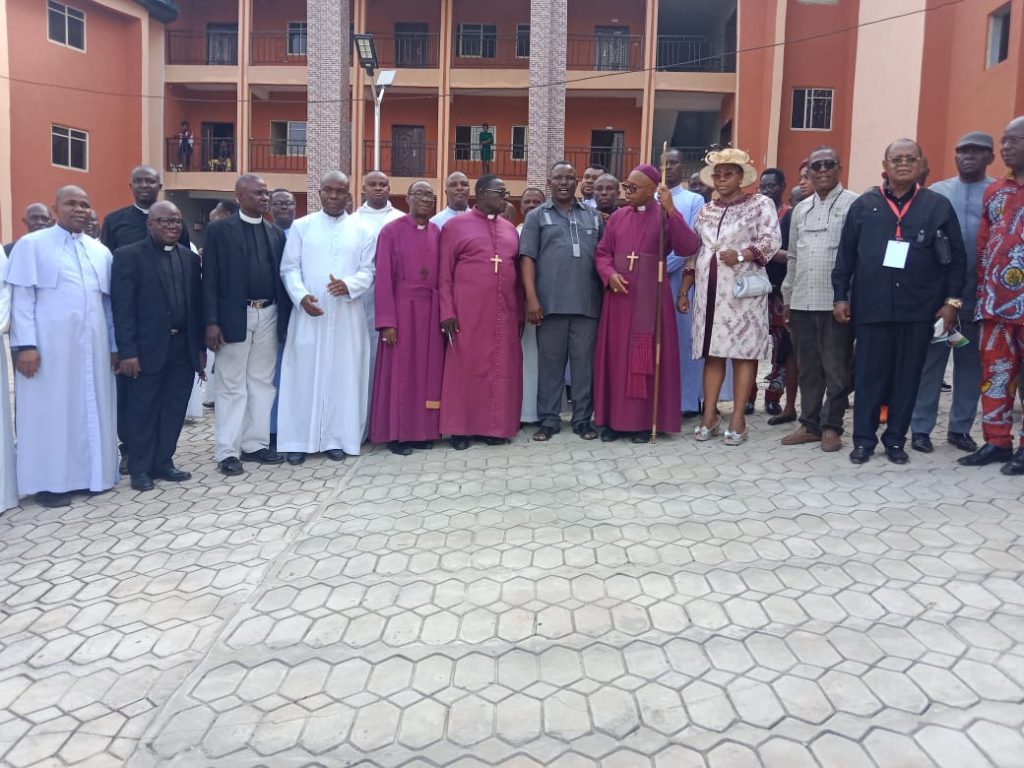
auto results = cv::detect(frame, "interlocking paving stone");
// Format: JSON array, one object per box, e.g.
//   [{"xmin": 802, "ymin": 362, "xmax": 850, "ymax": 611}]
[{"xmin": 0, "ymin": 398, "xmax": 1022, "ymax": 766}]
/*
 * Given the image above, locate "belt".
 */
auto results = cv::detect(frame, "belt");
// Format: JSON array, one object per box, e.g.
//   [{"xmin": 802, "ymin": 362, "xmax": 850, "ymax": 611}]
[
  {"xmin": 246, "ymin": 298, "xmax": 276, "ymax": 309},
  {"xmin": 169, "ymin": 328, "xmax": 183, "ymax": 336}
]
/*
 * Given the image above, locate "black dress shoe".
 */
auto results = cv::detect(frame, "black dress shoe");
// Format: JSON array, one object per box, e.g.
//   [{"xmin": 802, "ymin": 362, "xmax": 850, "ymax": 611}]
[
  {"xmin": 885, "ymin": 445, "xmax": 909, "ymax": 464},
  {"xmin": 767, "ymin": 413, "xmax": 797, "ymax": 426},
  {"xmin": 482, "ymin": 437, "xmax": 508, "ymax": 446},
  {"xmin": 286, "ymin": 452, "xmax": 306, "ymax": 465},
  {"xmin": 218, "ymin": 457, "xmax": 244, "ymax": 476},
  {"xmin": 324, "ymin": 449, "xmax": 347, "ymax": 461},
  {"xmin": 947, "ymin": 432, "xmax": 978, "ymax": 452},
  {"xmin": 119, "ymin": 454, "xmax": 130, "ymax": 476},
  {"xmin": 450, "ymin": 436, "xmax": 471, "ymax": 450},
  {"xmin": 36, "ymin": 491, "xmax": 73, "ymax": 508},
  {"xmin": 958, "ymin": 443, "xmax": 1014, "ymax": 467},
  {"xmin": 241, "ymin": 448, "xmax": 285, "ymax": 464},
  {"xmin": 130, "ymin": 474, "xmax": 155, "ymax": 492},
  {"xmin": 765, "ymin": 400, "xmax": 782, "ymax": 416},
  {"xmin": 745, "ymin": 400, "xmax": 756, "ymax": 415},
  {"xmin": 631, "ymin": 432, "xmax": 652, "ymax": 444},
  {"xmin": 388, "ymin": 441, "xmax": 413, "ymax": 456},
  {"xmin": 600, "ymin": 427, "xmax": 619, "ymax": 442},
  {"xmin": 940, "ymin": 380, "xmax": 952, "ymax": 393},
  {"xmin": 911, "ymin": 433, "xmax": 933, "ymax": 453},
  {"xmin": 1000, "ymin": 447, "xmax": 1024, "ymax": 475},
  {"xmin": 410, "ymin": 441, "xmax": 434, "ymax": 449},
  {"xmin": 849, "ymin": 445, "xmax": 873, "ymax": 464},
  {"xmin": 152, "ymin": 466, "xmax": 191, "ymax": 482}
]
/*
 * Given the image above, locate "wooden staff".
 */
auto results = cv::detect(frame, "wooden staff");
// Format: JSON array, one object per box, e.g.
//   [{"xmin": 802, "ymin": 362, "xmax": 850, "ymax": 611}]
[{"xmin": 651, "ymin": 141, "xmax": 669, "ymax": 444}]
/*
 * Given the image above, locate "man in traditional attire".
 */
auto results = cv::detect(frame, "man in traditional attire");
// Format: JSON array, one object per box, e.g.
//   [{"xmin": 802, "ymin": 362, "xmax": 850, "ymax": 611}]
[
  {"xmin": 5, "ymin": 186, "xmax": 119, "ymax": 507},
  {"xmin": 4, "ymin": 203, "xmax": 52, "ymax": 255},
  {"xmin": 439, "ymin": 175, "xmax": 523, "ymax": 449},
  {"xmin": 593, "ymin": 164, "xmax": 699, "ymax": 442},
  {"xmin": 278, "ymin": 171, "xmax": 374, "ymax": 464},
  {"xmin": 203, "ymin": 174, "xmax": 289, "ymax": 475},
  {"xmin": 370, "ymin": 181, "xmax": 444, "ymax": 455},
  {"xmin": 431, "ymin": 172, "xmax": 471, "ymax": 230}
]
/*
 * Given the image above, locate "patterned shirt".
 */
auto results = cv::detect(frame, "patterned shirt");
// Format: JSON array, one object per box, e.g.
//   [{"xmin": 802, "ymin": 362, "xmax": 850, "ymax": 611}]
[
  {"xmin": 977, "ymin": 175, "xmax": 1024, "ymax": 324},
  {"xmin": 781, "ymin": 184, "xmax": 858, "ymax": 311}
]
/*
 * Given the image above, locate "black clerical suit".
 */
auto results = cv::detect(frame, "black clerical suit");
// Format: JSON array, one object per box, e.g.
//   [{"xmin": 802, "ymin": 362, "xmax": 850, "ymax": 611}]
[
  {"xmin": 111, "ymin": 237, "xmax": 205, "ymax": 478},
  {"xmin": 832, "ymin": 184, "xmax": 966, "ymax": 451}
]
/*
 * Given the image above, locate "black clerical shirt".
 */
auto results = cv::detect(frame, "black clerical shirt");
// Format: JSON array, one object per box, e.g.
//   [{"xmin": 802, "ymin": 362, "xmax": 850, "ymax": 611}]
[
  {"xmin": 241, "ymin": 221, "xmax": 276, "ymax": 301},
  {"xmin": 157, "ymin": 243, "xmax": 188, "ymax": 330},
  {"xmin": 101, "ymin": 205, "xmax": 191, "ymax": 252}
]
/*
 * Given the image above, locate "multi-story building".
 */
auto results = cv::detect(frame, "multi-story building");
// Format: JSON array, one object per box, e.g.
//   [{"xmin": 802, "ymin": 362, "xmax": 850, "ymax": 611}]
[{"xmin": 1, "ymin": 0, "xmax": 1022, "ymax": 242}]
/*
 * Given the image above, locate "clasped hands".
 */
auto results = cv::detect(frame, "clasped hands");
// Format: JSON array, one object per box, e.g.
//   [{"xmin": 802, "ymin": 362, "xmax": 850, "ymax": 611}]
[{"xmin": 301, "ymin": 274, "xmax": 350, "ymax": 317}]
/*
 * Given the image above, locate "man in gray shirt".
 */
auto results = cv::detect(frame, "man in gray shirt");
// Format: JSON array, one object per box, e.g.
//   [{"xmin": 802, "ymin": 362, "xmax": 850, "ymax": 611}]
[
  {"xmin": 910, "ymin": 131, "xmax": 996, "ymax": 454},
  {"xmin": 520, "ymin": 161, "xmax": 604, "ymax": 441}
]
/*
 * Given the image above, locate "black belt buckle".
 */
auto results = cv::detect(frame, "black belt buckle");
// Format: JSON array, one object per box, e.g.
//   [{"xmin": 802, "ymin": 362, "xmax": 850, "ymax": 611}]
[
  {"xmin": 169, "ymin": 328, "xmax": 182, "ymax": 336},
  {"xmin": 247, "ymin": 299, "xmax": 274, "ymax": 309}
]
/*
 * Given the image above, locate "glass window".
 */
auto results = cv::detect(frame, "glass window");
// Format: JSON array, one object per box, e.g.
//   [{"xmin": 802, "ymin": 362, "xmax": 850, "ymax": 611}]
[
  {"xmin": 516, "ymin": 25, "xmax": 530, "ymax": 58},
  {"xmin": 791, "ymin": 88, "xmax": 833, "ymax": 131},
  {"xmin": 987, "ymin": 3, "xmax": 1011, "ymax": 68},
  {"xmin": 271, "ymin": 121, "xmax": 307, "ymax": 156},
  {"xmin": 52, "ymin": 124, "xmax": 88, "ymax": 170},
  {"xmin": 287, "ymin": 21, "xmax": 307, "ymax": 56},
  {"xmin": 47, "ymin": 1, "xmax": 86, "ymax": 51},
  {"xmin": 456, "ymin": 24, "xmax": 497, "ymax": 58}
]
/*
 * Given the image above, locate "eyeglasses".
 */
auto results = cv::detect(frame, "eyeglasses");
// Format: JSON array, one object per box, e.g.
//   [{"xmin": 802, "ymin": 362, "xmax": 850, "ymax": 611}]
[
  {"xmin": 152, "ymin": 217, "xmax": 184, "ymax": 227},
  {"xmin": 888, "ymin": 155, "xmax": 921, "ymax": 167},
  {"xmin": 621, "ymin": 183, "xmax": 639, "ymax": 193},
  {"xmin": 482, "ymin": 188, "xmax": 509, "ymax": 198},
  {"xmin": 808, "ymin": 159, "xmax": 839, "ymax": 172},
  {"xmin": 409, "ymin": 191, "xmax": 437, "ymax": 201},
  {"xmin": 1001, "ymin": 135, "xmax": 1024, "ymax": 146}
]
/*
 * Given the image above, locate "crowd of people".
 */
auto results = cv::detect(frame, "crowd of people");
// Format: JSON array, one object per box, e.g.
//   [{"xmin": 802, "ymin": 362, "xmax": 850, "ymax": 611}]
[{"xmin": 2, "ymin": 116, "xmax": 1023, "ymax": 511}]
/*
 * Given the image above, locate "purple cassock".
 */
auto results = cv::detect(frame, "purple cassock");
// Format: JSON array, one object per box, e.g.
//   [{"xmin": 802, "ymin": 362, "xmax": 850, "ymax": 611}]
[
  {"xmin": 438, "ymin": 208, "xmax": 523, "ymax": 439},
  {"xmin": 593, "ymin": 202, "xmax": 700, "ymax": 434},
  {"xmin": 370, "ymin": 215, "xmax": 444, "ymax": 444}
]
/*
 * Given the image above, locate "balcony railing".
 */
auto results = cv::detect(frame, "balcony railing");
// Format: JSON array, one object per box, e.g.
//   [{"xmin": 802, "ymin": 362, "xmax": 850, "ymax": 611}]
[
  {"xmin": 362, "ymin": 140, "xmax": 438, "ymax": 178},
  {"xmin": 250, "ymin": 140, "xmax": 307, "ymax": 173},
  {"xmin": 567, "ymin": 34, "xmax": 644, "ymax": 72},
  {"xmin": 367, "ymin": 32, "xmax": 440, "ymax": 68},
  {"xmin": 448, "ymin": 144, "xmax": 528, "ymax": 179},
  {"xmin": 651, "ymin": 146, "xmax": 709, "ymax": 173},
  {"xmin": 165, "ymin": 137, "xmax": 236, "ymax": 173},
  {"xmin": 166, "ymin": 30, "xmax": 239, "ymax": 65},
  {"xmin": 451, "ymin": 34, "xmax": 530, "ymax": 69},
  {"xmin": 250, "ymin": 31, "xmax": 307, "ymax": 65},
  {"xmin": 656, "ymin": 36, "xmax": 734, "ymax": 73},
  {"xmin": 564, "ymin": 145, "xmax": 641, "ymax": 180}
]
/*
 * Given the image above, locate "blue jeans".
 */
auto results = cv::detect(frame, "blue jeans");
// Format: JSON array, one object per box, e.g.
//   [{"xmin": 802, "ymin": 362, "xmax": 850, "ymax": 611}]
[{"xmin": 911, "ymin": 318, "xmax": 981, "ymax": 436}]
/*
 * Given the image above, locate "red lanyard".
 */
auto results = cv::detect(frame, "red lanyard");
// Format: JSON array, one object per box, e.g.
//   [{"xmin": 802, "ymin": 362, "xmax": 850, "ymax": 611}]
[{"xmin": 882, "ymin": 183, "xmax": 919, "ymax": 241}]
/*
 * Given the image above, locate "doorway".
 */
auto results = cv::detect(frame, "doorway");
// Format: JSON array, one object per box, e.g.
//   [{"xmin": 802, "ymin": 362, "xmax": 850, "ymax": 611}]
[
  {"xmin": 206, "ymin": 23, "xmax": 238, "ymax": 65},
  {"xmin": 201, "ymin": 122, "xmax": 235, "ymax": 172},
  {"xmin": 394, "ymin": 23, "xmax": 430, "ymax": 68},
  {"xmin": 391, "ymin": 125, "xmax": 426, "ymax": 177},
  {"xmin": 595, "ymin": 26, "xmax": 629, "ymax": 71},
  {"xmin": 590, "ymin": 130, "xmax": 625, "ymax": 179}
]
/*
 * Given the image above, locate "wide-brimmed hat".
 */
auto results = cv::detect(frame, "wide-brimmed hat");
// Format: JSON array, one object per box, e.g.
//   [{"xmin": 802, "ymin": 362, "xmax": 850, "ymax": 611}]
[{"xmin": 699, "ymin": 148, "xmax": 759, "ymax": 189}]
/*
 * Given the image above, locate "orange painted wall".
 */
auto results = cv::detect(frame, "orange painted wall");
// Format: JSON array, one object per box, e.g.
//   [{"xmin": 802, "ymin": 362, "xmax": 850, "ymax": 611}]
[
  {"xmin": 565, "ymin": 0, "xmax": 645, "ymax": 36},
  {"xmin": 251, "ymin": 0, "xmax": 307, "ymax": 32},
  {"xmin": 776, "ymin": 0, "xmax": 858, "ymax": 184},
  {"xmin": 918, "ymin": 0, "xmax": 1022, "ymax": 181},
  {"xmin": 451, "ymin": 0, "xmax": 529, "ymax": 34},
  {"xmin": 366, "ymin": 0, "xmax": 441, "ymax": 33},
  {"xmin": 251, "ymin": 96, "xmax": 308, "ymax": 140},
  {"xmin": 449, "ymin": 96, "xmax": 529, "ymax": 143},
  {"xmin": 7, "ymin": 0, "xmax": 143, "ymax": 233},
  {"xmin": 735, "ymin": 0, "xmax": 779, "ymax": 169},
  {"xmin": 163, "ymin": 87, "xmax": 238, "ymax": 141},
  {"xmin": 166, "ymin": 0, "xmax": 237, "ymax": 31},
  {"xmin": 565, "ymin": 98, "xmax": 643, "ymax": 152}
]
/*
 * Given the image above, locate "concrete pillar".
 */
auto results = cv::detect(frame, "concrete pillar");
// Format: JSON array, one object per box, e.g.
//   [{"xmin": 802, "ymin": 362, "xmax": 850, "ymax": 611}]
[
  {"xmin": 527, "ymin": 0, "xmax": 567, "ymax": 189},
  {"xmin": 306, "ymin": 0, "xmax": 351, "ymax": 209}
]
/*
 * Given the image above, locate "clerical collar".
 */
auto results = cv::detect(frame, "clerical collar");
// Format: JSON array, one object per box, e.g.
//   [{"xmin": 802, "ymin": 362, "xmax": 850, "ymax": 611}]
[
  {"xmin": 134, "ymin": 204, "xmax": 151, "ymax": 215},
  {"xmin": 487, "ymin": 214, "xmax": 496, "ymax": 220},
  {"xmin": 239, "ymin": 211, "xmax": 263, "ymax": 224},
  {"xmin": 163, "ymin": 245, "xmax": 174, "ymax": 251},
  {"xmin": 416, "ymin": 223, "xmax": 426, "ymax": 230},
  {"xmin": 636, "ymin": 205, "xmax": 646, "ymax": 212}
]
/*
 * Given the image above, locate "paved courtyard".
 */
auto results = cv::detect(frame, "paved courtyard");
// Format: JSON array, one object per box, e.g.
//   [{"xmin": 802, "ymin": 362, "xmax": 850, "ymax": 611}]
[{"xmin": 1, "ymin": 397, "xmax": 1023, "ymax": 768}]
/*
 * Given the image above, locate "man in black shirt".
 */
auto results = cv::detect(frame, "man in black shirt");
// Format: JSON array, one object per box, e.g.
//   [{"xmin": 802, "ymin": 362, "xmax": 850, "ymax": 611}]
[
  {"xmin": 832, "ymin": 139, "xmax": 966, "ymax": 465},
  {"xmin": 111, "ymin": 202, "xmax": 205, "ymax": 491}
]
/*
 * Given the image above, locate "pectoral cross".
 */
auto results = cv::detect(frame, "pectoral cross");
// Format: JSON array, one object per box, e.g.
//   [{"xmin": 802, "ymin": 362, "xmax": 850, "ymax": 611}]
[
  {"xmin": 626, "ymin": 252, "xmax": 639, "ymax": 272},
  {"xmin": 491, "ymin": 253, "xmax": 503, "ymax": 274}
]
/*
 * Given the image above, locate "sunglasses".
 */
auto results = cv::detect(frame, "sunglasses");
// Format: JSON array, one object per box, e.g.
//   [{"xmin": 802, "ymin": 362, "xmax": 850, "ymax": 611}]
[
  {"xmin": 482, "ymin": 188, "xmax": 509, "ymax": 198},
  {"xmin": 808, "ymin": 159, "xmax": 839, "ymax": 172}
]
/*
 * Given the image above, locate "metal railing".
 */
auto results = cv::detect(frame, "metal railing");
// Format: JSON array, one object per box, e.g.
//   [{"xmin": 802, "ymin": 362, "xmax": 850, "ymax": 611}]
[
  {"xmin": 165, "ymin": 137, "xmax": 236, "ymax": 173},
  {"xmin": 656, "ymin": 36, "xmax": 733, "ymax": 73},
  {"xmin": 451, "ymin": 34, "xmax": 530, "ymax": 69},
  {"xmin": 166, "ymin": 30, "xmax": 238, "ymax": 65},
  {"xmin": 250, "ymin": 31, "xmax": 308, "ymax": 65},
  {"xmin": 567, "ymin": 34, "xmax": 644, "ymax": 72},
  {"xmin": 366, "ymin": 32, "xmax": 441, "ymax": 68},
  {"xmin": 651, "ymin": 145, "xmax": 708, "ymax": 173},
  {"xmin": 250, "ymin": 140, "xmax": 307, "ymax": 173},
  {"xmin": 448, "ymin": 144, "xmax": 529, "ymax": 179},
  {"xmin": 563, "ymin": 145, "xmax": 640, "ymax": 180},
  {"xmin": 362, "ymin": 140, "xmax": 438, "ymax": 178}
]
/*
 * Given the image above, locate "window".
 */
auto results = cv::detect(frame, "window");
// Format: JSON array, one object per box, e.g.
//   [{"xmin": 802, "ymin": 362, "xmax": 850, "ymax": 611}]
[
  {"xmin": 287, "ymin": 22, "xmax": 307, "ymax": 56},
  {"xmin": 270, "ymin": 121, "xmax": 307, "ymax": 156},
  {"xmin": 454, "ymin": 125, "xmax": 486, "ymax": 161},
  {"xmin": 47, "ymin": 1, "xmax": 85, "ymax": 51},
  {"xmin": 511, "ymin": 125, "xmax": 527, "ymax": 160},
  {"xmin": 791, "ymin": 88, "xmax": 833, "ymax": 131},
  {"xmin": 456, "ymin": 24, "xmax": 496, "ymax": 58},
  {"xmin": 987, "ymin": 3, "xmax": 1011, "ymax": 68},
  {"xmin": 516, "ymin": 25, "xmax": 530, "ymax": 58},
  {"xmin": 52, "ymin": 124, "xmax": 88, "ymax": 170}
]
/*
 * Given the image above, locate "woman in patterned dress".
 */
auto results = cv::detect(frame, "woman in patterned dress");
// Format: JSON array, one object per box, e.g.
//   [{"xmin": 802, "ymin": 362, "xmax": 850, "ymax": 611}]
[{"xmin": 678, "ymin": 149, "xmax": 782, "ymax": 445}]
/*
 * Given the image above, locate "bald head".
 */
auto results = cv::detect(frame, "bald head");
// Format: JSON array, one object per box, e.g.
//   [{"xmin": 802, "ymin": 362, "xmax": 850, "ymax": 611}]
[
  {"xmin": 23, "ymin": 203, "xmax": 52, "ymax": 232},
  {"xmin": 444, "ymin": 171, "xmax": 470, "ymax": 211},
  {"xmin": 363, "ymin": 170, "xmax": 391, "ymax": 210},
  {"xmin": 319, "ymin": 171, "xmax": 350, "ymax": 217},
  {"xmin": 320, "ymin": 170, "xmax": 349, "ymax": 186},
  {"xmin": 147, "ymin": 201, "xmax": 184, "ymax": 245},
  {"xmin": 130, "ymin": 165, "xmax": 162, "ymax": 208},
  {"xmin": 234, "ymin": 174, "xmax": 269, "ymax": 217},
  {"xmin": 54, "ymin": 186, "xmax": 92, "ymax": 233}
]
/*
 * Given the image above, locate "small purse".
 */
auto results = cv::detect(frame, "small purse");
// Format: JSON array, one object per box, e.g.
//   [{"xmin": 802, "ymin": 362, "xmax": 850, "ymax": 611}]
[{"xmin": 733, "ymin": 272, "xmax": 772, "ymax": 298}]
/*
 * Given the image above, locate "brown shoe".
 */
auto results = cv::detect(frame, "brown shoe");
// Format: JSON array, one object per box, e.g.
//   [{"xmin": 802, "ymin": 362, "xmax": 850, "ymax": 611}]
[
  {"xmin": 781, "ymin": 425, "xmax": 820, "ymax": 446},
  {"xmin": 821, "ymin": 429, "xmax": 842, "ymax": 452}
]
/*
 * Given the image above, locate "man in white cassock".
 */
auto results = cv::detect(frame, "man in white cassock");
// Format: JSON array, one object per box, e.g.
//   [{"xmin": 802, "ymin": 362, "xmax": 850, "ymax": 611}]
[
  {"xmin": 277, "ymin": 171, "xmax": 375, "ymax": 464},
  {"xmin": 5, "ymin": 186, "xmax": 118, "ymax": 508},
  {"xmin": 0, "ymin": 247, "xmax": 18, "ymax": 512}
]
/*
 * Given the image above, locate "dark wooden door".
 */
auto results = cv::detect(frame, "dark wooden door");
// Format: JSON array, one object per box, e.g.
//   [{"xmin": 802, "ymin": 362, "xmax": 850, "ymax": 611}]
[{"xmin": 392, "ymin": 125, "xmax": 426, "ymax": 177}]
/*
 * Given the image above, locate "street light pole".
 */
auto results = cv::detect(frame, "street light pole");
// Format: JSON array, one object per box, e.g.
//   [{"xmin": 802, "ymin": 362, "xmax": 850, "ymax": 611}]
[{"xmin": 371, "ymin": 70, "xmax": 396, "ymax": 172}]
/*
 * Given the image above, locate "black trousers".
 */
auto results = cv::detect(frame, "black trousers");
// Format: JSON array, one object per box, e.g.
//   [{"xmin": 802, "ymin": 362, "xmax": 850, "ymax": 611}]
[
  {"xmin": 535, "ymin": 314, "xmax": 599, "ymax": 430},
  {"xmin": 790, "ymin": 310, "xmax": 853, "ymax": 435},
  {"xmin": 852, "ymin": 320, "xmax": 933, "ymax": 450},
  {"xmin": 117, "ymin": 375, "xmax": 128, "ymax": 455},
  {"xmin": 123, "ymin": 335, "xmax": 195, "ymax": 477}
]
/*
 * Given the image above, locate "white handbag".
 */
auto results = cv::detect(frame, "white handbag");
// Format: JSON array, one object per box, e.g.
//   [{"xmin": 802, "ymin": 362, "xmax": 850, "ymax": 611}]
[{"xmin": 733, "ymin": 272, "xmax": 772, "ymax": 298}]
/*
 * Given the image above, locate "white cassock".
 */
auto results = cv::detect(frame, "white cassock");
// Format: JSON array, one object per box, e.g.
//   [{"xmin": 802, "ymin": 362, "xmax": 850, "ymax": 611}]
[
  {"xmin": 5, "ymin": 227, "xmax": 118, "ymax": 495},
  {"xmin": 277, "ymin": 211, "xmax": 375, "ymax": 456},
  {"xmin": 0, "ymin": 250, "xmax": 18, "ymax": 511}
]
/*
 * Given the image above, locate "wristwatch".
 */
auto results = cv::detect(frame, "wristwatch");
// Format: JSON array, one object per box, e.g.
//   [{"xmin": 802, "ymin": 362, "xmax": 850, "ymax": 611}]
[
  {"xmin": 944, "ymin": 297, "xmax": 963, "ymax": 309},
  {"xmin": 737, "ymin": 252, "xmax": 745, "ymax": 263}
]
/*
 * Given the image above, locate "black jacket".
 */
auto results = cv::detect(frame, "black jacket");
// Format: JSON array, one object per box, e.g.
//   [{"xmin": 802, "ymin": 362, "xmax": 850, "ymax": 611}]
[
  {"xmin": 832, "ymin": 186, "xmax": 966, "ymax": 324},
  {"xmin": 101, "ymin": 205, "xmax": 190, "ymax": 252},
  {"xmin": 201, "ymin": 213, "xmax": 290, "ymax": 343},
  {"xmin": 111, "ymin": 238, "xmax": 205, "ymax": 372}
]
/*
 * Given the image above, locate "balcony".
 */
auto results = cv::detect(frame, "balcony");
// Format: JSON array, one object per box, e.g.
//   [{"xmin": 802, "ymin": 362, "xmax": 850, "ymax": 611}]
[
  {"xmin": 166, "ymin": 30, "xmax": 238, "ymax": 65},
  {"xmin": 652, "ymin": 145, "xmax": 708, "ymax": 172},
  {"xmin": 250, "ymin": 140, "xmax": 307, "ymax": 174},
  {"xmin": 564, "ymin": 145, "xmax": 640, "ymax": 180},
  {"xmin": 367, "ymin": 32, "xmax": 440, "ymax": 69},
  {"xmin": 448, "ymin": 144, "xmax": 528, "ymax": 179},
  {"xmin": 656, "ymin": 36, "xmax": 733, "ymax": 73},
  {"xmin": 567, "ymin": 34, "xmax": 644, "ymax": 72},
  {"xmin": 251, "ymin": 31, "xmax": 307, "ymax": 65},
  {"xmin": 451, "ymin": 35, "xmax": 529, "ymax": 69},
  {"xmin": 362, "ymin": 140, "xmax": 439, "ymax": 178},
  {"xmin": 165, "ymin": 137, "xmax": 236, "ymax": 173}
]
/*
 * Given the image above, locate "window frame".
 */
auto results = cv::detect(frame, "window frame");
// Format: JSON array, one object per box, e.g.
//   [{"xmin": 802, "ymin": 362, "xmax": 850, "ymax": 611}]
[
  {"xmin": 51, "ymin": 124, "xmax": 89, "ymax": 171},
  {"xmin": 986, "ymin": 3, "xmax": 1011, "ymax": 69},
  {"xmin": 516, "ymin": 24, "xmax": 530, "ymax": 59},
  {"xmin": 47, "ymin": 0, "xmax": 86, "ymax": 52},
  {"xmin": 456, "ymin": 23, "xmax": 497, "ymax": 59},
  {"xmin": 270, "ymin": 120, "xmax": 307, "ymax": 157},
  {"xmin": 286, "ymin": 21, "xmax": 308, "ymax": 56},
  {"xmin": 454, "ymin": 124, "xmax": 484, "ymax": 161},
  {"xmin": 790, "ymin": 87, "xmax": 834, "ymax": 132},
  {"xmin": 511, "ymin": 125, "xmax": 528, "ymax": 161}
]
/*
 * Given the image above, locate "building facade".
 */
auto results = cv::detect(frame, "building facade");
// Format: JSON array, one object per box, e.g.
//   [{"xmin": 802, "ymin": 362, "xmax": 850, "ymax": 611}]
[{"xmin": 1, "ymin": 0, "xmax": 1022, "ymax": 241}]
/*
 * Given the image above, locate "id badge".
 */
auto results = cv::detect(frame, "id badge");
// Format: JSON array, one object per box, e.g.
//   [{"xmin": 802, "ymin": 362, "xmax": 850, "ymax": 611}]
[{"xmin": 883, "ymin": 240, "xmax": 909, "ymax": 269}]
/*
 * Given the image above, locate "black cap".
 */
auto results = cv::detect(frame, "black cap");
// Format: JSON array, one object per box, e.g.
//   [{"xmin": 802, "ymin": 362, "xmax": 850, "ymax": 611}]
[{"xmin": 956, "ymin": 132, "xmax": 994, "ymax": 151}]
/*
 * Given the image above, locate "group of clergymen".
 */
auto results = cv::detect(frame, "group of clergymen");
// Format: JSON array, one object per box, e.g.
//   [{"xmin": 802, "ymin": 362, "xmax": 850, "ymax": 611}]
[{"xmin": 3, "ymin": 116, "xmax": 1024, "ymax": 510}]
